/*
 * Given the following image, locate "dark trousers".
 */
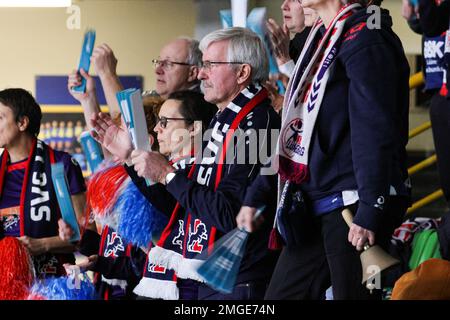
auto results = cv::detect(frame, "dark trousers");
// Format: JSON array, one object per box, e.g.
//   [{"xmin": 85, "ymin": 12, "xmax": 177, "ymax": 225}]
[
  {"xmin": 430, "ymin": 93, "xmax": 450, "ymax": 204},
  {"xmin": 201, "ymin": 281, "xmax": 268, "ymax": 300},
  {"xmin": 265, "ymin": 198, "xmax": 407, "ymax": 300}
]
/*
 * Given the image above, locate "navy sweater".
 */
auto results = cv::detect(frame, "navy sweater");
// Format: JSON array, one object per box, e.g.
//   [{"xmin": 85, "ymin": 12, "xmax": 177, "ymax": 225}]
[{"xmin": 246, "ymin": 8, "xmax": 410, "ymax": 234}]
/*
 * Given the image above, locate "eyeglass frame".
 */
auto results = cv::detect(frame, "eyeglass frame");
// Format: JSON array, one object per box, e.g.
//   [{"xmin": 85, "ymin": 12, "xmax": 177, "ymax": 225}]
[
  {"xmin": 156, "ymin": 115, "xmax": 194, "ymax": 129},
  {"xmin": 199, "ymin": 61, "xmax": 245, "ymax": 71},
  {"xmin": 152, "ymin": 59, "xmax": 192, "ymax": 70}
]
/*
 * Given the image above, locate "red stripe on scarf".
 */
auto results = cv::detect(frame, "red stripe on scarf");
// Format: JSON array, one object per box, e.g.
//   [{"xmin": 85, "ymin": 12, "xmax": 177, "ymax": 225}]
[
  {"xmin": 214, "ymin": 89, "xmax": 268, "ymax": 188},
  {"xmin": 158, "ymin": 165, "xmax": 196, "ymax": 246},
  {"xmin": 182, "ymin": 214, "xmax": 192, "ymax": 257},
  {"xmin": 278, "ymin": 156, "xmax": 309, "ymax": 184}
]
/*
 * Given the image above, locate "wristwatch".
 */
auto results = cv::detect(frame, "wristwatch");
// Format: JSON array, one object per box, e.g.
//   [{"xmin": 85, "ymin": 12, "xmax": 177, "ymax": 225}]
[{"xmin": 165, "ymin": 172, "xmax": 176, "ymax": 185}]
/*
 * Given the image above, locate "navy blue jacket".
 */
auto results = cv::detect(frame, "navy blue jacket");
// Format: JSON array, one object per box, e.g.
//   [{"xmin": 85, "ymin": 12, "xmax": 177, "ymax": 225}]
[{"xmin": 246, "ymin": 8, "xmax": 410, "ymax": 234}]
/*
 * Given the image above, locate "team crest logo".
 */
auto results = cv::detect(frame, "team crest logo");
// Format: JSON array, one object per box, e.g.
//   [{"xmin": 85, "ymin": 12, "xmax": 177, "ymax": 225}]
[
  {"xmin": 282, "ymin": 118, "xmax": 305, "ymax": 157},
  {"xmin": 187, "ymin": 219, "xmax": 208, "ymax": 254},
  {"xmin": 34, "ymin": 254, "xmax": 58, "ymax": 275},
  {"xmin": 104, "ymin": 232, "xmax": 125, "ymax": 258},
  {"xmin": 3, "ymin": 215, "xmax": 19, "ymax": 231},
  {"xmin": 343, "ymin": 22, "xmax": 366, "ymax": 41}
]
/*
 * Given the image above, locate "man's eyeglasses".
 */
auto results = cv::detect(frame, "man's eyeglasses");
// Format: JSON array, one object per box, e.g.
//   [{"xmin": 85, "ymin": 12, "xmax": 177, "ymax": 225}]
[
  {"xmin": 156, "ymin": 116, "xmax": 193, "ymax": 129},
  {"xmin": 199, "ymin": 61, "xmax": 244, "ymax": 71},
  {"xmin": 152, "ymin": 59, "xmax": 191, "ymax": 70}
]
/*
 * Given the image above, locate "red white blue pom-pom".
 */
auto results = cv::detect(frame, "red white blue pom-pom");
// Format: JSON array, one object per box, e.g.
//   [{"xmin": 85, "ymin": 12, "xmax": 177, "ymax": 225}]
[
  {"xmin": 0, "ymin": 237, "xmax": 34, "ymax": 300},
  {"xmin": 27, "ymin": 275, "xmax": 97, "ymax": 300},
  {"xmin": 87, "ymin": 163, "xmax": 130, "ymax": 229},
  {"xmin": 115, "ymin": 181, "xmax": 168, "ymax": 248}
]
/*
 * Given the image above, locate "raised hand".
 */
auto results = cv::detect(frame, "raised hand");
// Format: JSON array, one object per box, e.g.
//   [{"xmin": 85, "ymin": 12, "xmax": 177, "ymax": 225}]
[
  {"xmin": 58, "ymin": 219, "xmax": 74, "ymax": 241},
  {"xmin": 266, "ymin": 18, "xmax": 291, "ymax": 66},
  {"xmin": 91, "ymin": 43, "xmax": 118, "ymax": 79},
  {"xmin": 67, "ymin": 68, "xmax": 96, "ymax": 103},
  {"xmin": 236, "ymin": 206, "xmax": 265, "ymax": 233},
  {"xmin": 90, "ymin": 112, "xmax": 133, "ymax": 161},
  {"xmin": 265, "ymin": 78, "xmax": 283, "ymax": 114}
]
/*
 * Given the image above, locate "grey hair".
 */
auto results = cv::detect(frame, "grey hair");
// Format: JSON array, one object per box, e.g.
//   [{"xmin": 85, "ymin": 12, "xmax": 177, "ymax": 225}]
[
  {"xmin": 177, "ymin": 36, "xmax": 202, "ymax": 67},
  {"xmin": 199, "ymin": 27, "xmax": 269, "ymax": 83}
]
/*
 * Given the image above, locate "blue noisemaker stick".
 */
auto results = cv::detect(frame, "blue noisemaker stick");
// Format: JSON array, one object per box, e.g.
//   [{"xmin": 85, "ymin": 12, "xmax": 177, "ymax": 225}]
[
  {"xmin": 247, "ymin": 8, "xmax": 280, "ymax": 77},
  {"xmin": 196, "ymin": 206, "xmax": 265, "ymax": 294},
  {"xmin": 79, "ymin": 131, "xmax": 104, "ymax": 174},
  {"xmin": 72, "ymin": 29, "xmax": 96, "ymax": 93},
  {"xmin": 51, "ymin": 162, "xmax": 80, "ymax": 242},
  {"xmin": 116, "ymin": 88, "xmax": 154, "ymax": 187},
  {"xmin": 219, "ymin": 9, "xmax": 233, "ymax": 28}
]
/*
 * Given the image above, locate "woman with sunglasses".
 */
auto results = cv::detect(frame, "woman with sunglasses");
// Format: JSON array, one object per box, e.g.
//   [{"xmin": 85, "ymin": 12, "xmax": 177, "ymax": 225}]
[
  {"xmin": 61, "ymin": 70, "xmax": 166, "ymax": 300},
  {"xmin": 91, "ymin": 90, "xmax": 217, "ymax": 300}
]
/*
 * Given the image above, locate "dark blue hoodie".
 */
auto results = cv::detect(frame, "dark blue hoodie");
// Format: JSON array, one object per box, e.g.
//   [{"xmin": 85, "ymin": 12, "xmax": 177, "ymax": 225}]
[{"xmin": 245, "ymin": 7, "xmax": 411, "ymax": 234}]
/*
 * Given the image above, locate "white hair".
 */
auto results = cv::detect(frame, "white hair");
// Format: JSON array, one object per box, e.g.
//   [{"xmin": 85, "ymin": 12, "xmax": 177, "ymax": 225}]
[{"xmin": 199, "ymin": 27, "xmax": 269, "ymax": 83}]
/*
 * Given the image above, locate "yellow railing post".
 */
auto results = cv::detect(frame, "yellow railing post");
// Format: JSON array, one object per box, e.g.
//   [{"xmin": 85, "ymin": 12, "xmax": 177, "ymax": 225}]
[
  {"xmin": 408, "ymin": 154, "xmax": 437, "ymax": 176},
  {"xmin": 409, "ymin": 71, "xmax": 424, "ymax": 90},
  {"xmin": 408, "ymin": 121, "xmax": 432, "ymax": 139},
  {"xmin": 407, "ymin": 189, "xmax": 444, "ymax": 215}
]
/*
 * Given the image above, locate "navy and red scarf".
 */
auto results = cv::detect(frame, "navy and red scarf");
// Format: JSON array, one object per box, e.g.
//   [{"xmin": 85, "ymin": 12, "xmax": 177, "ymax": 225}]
[
  {"xmin": 133, "ymin": 155, "xmax": 195, "ymax": 299},
  {"xmin": 95, "ymin": 225, "xmax": 132, "ymax": 300},
  {"xmin": 135, "ymin": 84, "xmax": 268, "ymax": 299},
  {"xmin": 0, "ymin": 139, "xmax": 72, "ymax": 277}
]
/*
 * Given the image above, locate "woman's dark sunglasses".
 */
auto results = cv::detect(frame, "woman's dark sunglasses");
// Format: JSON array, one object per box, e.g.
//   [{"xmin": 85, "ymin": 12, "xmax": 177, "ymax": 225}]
[{"xmin": 156, "ymin": 116, "xmax": 193, "ymax": 129}]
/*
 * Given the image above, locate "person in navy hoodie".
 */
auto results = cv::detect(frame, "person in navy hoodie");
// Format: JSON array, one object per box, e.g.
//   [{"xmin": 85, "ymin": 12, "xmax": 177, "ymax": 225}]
[{"xmin": 237, "ymin": 0, "xmax": 411, "ymax": 300}]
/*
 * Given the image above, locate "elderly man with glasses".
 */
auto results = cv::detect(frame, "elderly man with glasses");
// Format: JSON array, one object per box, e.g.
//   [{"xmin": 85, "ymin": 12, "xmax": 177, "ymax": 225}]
[
  {"xmin": 68, "ymin": 37, "xmax": 202, "ymax": 125},
  {"xmin": 152, "ymin": 37, "xmax": 202, "ymax": 98},
  {"xmin": 121, "ymin": 27, "xmax": 282, "ymax": 300}
]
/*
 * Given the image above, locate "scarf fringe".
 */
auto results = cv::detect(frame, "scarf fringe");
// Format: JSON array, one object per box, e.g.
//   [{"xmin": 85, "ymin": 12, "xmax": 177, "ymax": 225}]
[
  {"xmin": 133, "ymin": 278, "xmax": 179, "ymax": 300},
  {"xmin": 176, "ymin": 259, "xmax": 204, "ymax": 282},
  {"xmin": 100, "ymin": 276, "xmax": 127, "ymax": 290},
  {"xmin": 268, "ymin": 228, "xmax": 283, "ymax": 251},
  {"xmin": 148, "ymin": 246, "xmax": 204, "ymax": 282},
  {"xmin": 278, "ymin": 156, "xmax": 309, "ymax": 184},
  {"xmin": 147, "ymin": 246, "xmax": 182, "ymax": 270}
]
